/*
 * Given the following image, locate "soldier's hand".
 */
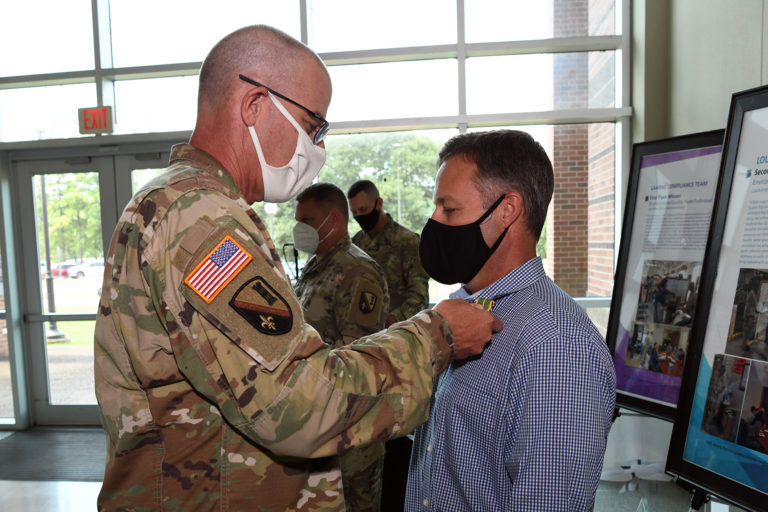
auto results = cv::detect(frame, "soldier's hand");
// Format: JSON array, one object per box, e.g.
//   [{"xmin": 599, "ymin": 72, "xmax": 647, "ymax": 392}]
[{"xmin": 434, "ymin": 299, "xmax": 503, "ymax": 360}]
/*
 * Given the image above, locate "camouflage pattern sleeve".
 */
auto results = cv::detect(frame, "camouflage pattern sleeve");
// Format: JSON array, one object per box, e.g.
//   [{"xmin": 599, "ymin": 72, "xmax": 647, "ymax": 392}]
[
  {"xmin": 146, "ymin": 191, "xmax": 452, "ymax": 459},
  {"xmin": 389, "ymin": 229, "xmax": 430, "ymax": 322}
]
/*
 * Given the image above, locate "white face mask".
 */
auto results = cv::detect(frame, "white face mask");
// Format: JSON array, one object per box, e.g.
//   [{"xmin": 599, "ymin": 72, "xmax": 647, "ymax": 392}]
[
  {"xmin": 249, "ymin": 92, "xmax": 327, "ymax": 203},
  {"xmin": 292, "ymin": 213, "xmax": 333, "ymax": 254}
]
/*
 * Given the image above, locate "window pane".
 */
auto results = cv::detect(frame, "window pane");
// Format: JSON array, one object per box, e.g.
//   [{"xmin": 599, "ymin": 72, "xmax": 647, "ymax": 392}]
[
  {"xmin": 329, "ymin": 60, "xmax": 457, "ymax": 121},
  {"xmin": 465, "ymin": 0, "xmax": 617, "ymax": 43},
  {"xmin": 0, "ymin": 0, "xmax": 94, "ymax": 77},
  {"xmin": 466, "ymin": 51, "xmax": 616, "ymax": 113},
  {"xmin": 308, "ymin": 0, "xmax": 456, "ymax": 52},
  {"xmin": 45, "ymin": 320, "xmax": 97, "ymax": 405},
  {"xmin": 113, "ymin": 76, "xmax": 198, "ymax": 134},
  {"xmin": 0, "ymin": 83, "xmax": 96, "ymax": 142},
  {"xmin": 0, "ymin": 315, "xmax": 12, "ymax": 420},
  {"xmin": 34, "ymin": 172, "xmax": 102, "ymax": 406},
  {"xmin": 132, "ymin": 168, "xmax": 167, "ymax": 194},
  {"xmin": 34, "ymin": 172, "xmax": 103, "ymax": 314},
  {"xmin": 109, "ymin": 0, "xmax": 300, "ymax": 67},
  {"xmin": 255, "ymin": 129, "xmax": 456, "ymax": 281}
]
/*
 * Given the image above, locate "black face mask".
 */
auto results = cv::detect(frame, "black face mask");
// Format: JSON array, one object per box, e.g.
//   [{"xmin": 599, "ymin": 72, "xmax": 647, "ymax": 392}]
[
  {"xmin": 419, "ymin": 195, "xmax": 509, "ymax": 285},
  {"xmin": 354, "ymin": 203, "xmax": 381, "ymax": 232}
]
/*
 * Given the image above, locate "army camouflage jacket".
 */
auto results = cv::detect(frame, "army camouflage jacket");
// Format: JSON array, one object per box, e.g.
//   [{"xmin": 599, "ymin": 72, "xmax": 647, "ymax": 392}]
[
  {"xmin": 295, "ymin": 235, "xmax": 389, "ymax": 346},
  {"xmin": 352, "ymin": 215, "xmax": 429, "ymax": 322},
  {"xmin": 295, "ymin": 235, "xmax": 389, "ymax": 510},
  {"xmin": 94, "ymin": 144, "xmax": 454, "ymax": 511}
]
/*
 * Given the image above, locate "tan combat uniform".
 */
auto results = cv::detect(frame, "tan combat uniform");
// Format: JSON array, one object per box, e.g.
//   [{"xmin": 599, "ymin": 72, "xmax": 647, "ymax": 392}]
[
  {"xmin": 295, "ymin": 235, "xmax": 389, "ymax": 511},
  {"xmin": 94, "ymin": 144, "xmax": 454, "ymax": 511},
  {"xmin": 352, "ymin": 215, "xmax": 429, "ymax": 322}
]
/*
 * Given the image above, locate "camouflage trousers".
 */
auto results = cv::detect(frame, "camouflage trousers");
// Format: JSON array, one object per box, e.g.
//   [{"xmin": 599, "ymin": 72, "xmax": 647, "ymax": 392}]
[{"xmin": 340, "ymin": 441, "xmax": 385, "ymax": 511}]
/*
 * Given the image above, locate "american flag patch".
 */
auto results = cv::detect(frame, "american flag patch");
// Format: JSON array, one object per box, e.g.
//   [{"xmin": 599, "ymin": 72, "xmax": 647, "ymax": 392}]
[{"xmin": 185, "ymin": 235, "xmax": 252, "ymax": 303}]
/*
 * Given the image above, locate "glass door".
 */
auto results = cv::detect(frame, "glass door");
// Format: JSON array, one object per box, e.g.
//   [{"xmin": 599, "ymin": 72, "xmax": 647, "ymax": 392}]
[{"xmin": 12, "ymin": 147, "xmax": 170, "ymax": 425}]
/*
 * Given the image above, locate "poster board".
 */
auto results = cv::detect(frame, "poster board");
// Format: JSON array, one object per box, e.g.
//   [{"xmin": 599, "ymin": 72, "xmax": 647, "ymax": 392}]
[
  {"xmin": 666, "ymin": 85, "xmax": 768, "ymax": 512},
  {"xmin": 606, "ymin": 129, "xmax": 724, "ymax": 421}
]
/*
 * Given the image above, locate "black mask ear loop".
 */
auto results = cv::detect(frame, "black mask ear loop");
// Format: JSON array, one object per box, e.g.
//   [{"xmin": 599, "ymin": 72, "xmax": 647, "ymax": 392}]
[{"xmin": 477, "ymin": 194, "xmax": 512, "ymax": 253}]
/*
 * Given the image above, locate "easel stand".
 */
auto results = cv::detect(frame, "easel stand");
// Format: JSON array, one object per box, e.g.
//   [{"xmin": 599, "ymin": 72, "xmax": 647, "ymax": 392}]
[
  {"xmin": 675, "ymin": 479, "xmax": 710, "ymax": 512},
  {"xmin": 688, "ymin": 487, "xmax": 710, "ymax": 511}
]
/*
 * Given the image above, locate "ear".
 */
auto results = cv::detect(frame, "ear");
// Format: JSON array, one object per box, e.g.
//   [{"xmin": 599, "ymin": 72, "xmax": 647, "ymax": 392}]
[
  {"xmin": 499, "ymin": 191, "xmax": 524, "ymax": 228},
  {"xmin": 240, "ymin": 84, "xmax": 269, "ymax": 127}
]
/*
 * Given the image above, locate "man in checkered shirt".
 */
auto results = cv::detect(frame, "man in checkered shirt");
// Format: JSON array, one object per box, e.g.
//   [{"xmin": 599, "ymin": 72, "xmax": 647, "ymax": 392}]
[{"xmin": 406, "ymin": 130, "xmax": 616, "ymax": 511}]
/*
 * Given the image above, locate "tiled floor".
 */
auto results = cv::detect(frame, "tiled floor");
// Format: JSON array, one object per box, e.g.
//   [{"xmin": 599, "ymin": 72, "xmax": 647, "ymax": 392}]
[
  {"xmin": 0, "ymin": 480, "xmax": 101, "ymax": 512},
  {"xmin": 0, "ymin": 428, "xmax": 744, "ymax": 512},
  {"xmin": 0, "ymin": 478, "xmax": 742, "ymax": 511}
]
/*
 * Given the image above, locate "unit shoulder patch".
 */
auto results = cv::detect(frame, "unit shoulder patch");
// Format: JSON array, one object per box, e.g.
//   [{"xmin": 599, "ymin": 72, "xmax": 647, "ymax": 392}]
[
  {"xmin": 230, "ymin": 276, "xmax": 293, "ymax": 335},
  {"xmin": 359, "ymin": 291, "xmax": 378, "ymax": 314}
]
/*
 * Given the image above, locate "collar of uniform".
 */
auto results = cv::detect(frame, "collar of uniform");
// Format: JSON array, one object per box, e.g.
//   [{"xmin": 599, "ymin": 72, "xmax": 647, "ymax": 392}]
[
  {"xmin": 302, "ymin": 235, "xmax": 352, "ymax": 274},
  {"xmin": 169, "ymin": 143, "xmax": 243, "ymax": 198},
  {"xmin": 449, "ymin": 256, "xmax": 546, "ymax": 303}
]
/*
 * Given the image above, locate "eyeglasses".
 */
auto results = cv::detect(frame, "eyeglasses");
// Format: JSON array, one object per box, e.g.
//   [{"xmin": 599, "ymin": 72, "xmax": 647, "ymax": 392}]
[{"xmin": 238, "ymin": 74, "xmax": 330, "ymax": 144}]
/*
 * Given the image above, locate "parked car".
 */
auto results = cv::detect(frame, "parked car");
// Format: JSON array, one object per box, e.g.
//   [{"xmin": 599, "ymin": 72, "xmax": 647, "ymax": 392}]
[
  {"xmin": 69, "ymin": 259, "xmax": 105, "ymax": 279},
  {"xmin": 52, "ymin": 261, "xmax": 78, "ymax": 278}
]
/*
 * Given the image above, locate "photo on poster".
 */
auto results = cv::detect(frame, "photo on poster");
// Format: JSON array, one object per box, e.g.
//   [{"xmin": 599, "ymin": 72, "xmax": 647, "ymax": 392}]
[
  {"xmin": 736, "ymin": 359, "xmax": 768, "ymax": 456},
  {"xmin": 725, "ymin": 268, "xmax": 768, "ymax": 362},
  {"xmin": 700, "ymin": 354, "xmax": 749, "ymax": 443}
]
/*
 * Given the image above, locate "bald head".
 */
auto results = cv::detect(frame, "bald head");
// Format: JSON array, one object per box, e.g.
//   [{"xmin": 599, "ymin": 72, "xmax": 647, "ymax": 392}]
[
  {"xmin": 191, "ymin": 25, "xmax": 331, "ymax": 205},
  {"xmin": 198, "ymin": 25, "xmax": 329, "ymax": 113}
]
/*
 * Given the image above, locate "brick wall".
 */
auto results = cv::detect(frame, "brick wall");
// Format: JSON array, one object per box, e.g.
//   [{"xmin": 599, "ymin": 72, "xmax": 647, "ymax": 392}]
[{"xmin": 545, "ymin": 0, "xmax": 615, "ymax": 297}]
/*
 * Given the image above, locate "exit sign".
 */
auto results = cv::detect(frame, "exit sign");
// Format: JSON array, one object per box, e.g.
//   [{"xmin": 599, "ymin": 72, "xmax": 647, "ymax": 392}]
[{"xmin": 78, "ymin": 106, "xmax": 113, "ymax": 134}]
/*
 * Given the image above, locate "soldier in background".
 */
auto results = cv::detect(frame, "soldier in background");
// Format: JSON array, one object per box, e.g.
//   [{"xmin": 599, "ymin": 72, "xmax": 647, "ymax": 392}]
[
  {"xmin": 294, "ymin": 182, "xmax": 389, "ymax": 511},
  {"xmin": 348, "ymin": 180, "xmax": 429, "ymax": 326},
  {"xmin": 93, "ymin": 24, "xmax": 501, "ymax": 511},
  {"xmin": 347, "ymin": 179, "xmax": 431, "ymax": 509}
]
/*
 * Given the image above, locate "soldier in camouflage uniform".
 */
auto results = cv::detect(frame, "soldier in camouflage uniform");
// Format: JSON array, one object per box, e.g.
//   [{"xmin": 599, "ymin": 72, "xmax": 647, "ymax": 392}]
[
  {"xmin": 347, "ymin": 180, "xmax": 432, "ymax": 510},
  {"xmin": 293, "ymin": 183, "xmax": 389, "ymax": 511},
  {"xmin": 94, "ymin": 24, "xmax": 500, "ymax": 511},
  {"xmin": 348, "ymin": 180, "xmax": 429, "ymax": 326}
]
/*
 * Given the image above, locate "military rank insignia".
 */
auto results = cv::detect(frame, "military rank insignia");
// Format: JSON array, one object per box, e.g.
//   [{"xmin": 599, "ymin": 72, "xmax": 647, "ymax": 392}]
[
  {"xmin": 230, "ymin": 277, "xmax": 293, "ymax": 335},
  {"xmin": 359, "ymin": 291, "xmax": 378, "ymax": 314},
  {"xmin": 185, "ymin": 235, "xmax": 252, "ymax": 303}
]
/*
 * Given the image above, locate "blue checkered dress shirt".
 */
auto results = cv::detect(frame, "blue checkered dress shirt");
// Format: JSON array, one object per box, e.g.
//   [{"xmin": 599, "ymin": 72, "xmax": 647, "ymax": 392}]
[{"xmin": 405, "ymin": 257, "xmax": 616, "ymax": 511}]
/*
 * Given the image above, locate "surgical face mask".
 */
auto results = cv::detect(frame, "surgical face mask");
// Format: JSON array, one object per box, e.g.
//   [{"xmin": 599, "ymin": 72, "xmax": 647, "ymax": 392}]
[
  {"xmin": 353, "ymin": 200, "xmax": 381, "ymax": 232},
  {"xmin": 292, "ymin": 213, "xmax": 333, "ymax": 254},
  {"xmin": 249, "ymin": 92, "xmax": 327, "ymax": 203},
  {"xmin": 419, "ymin": 195, "xmax": 509, "ymax": 284}
]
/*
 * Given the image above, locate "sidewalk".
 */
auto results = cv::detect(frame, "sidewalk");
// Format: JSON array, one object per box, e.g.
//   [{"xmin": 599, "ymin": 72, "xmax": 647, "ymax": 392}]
[{"xmin": 0, "ymin": 344, "xmax": 96, "ymax": 418}]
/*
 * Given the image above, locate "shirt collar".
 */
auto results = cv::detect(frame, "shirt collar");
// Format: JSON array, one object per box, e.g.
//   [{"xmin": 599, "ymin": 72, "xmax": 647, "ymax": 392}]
[
  {"xmin": 302, "ymin": 235, "xmax": 352, "ymax": 273},
  {"xmin": 169, "ymin": 143, "xmax": 243, "ymax": 197},
  {"xmin": 449, "ymin": 256, "xmax": 546, "ymax": 303}
]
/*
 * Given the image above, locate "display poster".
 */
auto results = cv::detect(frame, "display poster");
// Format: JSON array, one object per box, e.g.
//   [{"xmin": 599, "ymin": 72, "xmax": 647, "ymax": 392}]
[
  {"xmin": 608, "ymin": 132, "xmax": 723, "ymax": 419},
  {"xmin": 681, "ymin": 102, "xmax": 768, "ymax": 495},
  {"xmin": 668, "ymin": 86, "xmax": 768, "ymax": 512}
]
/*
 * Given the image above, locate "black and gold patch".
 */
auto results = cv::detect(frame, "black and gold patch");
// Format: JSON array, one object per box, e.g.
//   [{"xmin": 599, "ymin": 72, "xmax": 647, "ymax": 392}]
[
  {"xmin": 229, "ymin": 277, "xmax": 293, "ymax": 335},
  {"xmin": 359, "ymin": 291, "xmax": 378, "ymax": 314}
]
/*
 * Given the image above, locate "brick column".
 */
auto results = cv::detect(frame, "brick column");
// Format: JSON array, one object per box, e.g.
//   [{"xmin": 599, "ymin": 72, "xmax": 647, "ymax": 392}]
[{"xmin": 545, "ymin": 0, "xmax": 615, "ymax": 297}]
